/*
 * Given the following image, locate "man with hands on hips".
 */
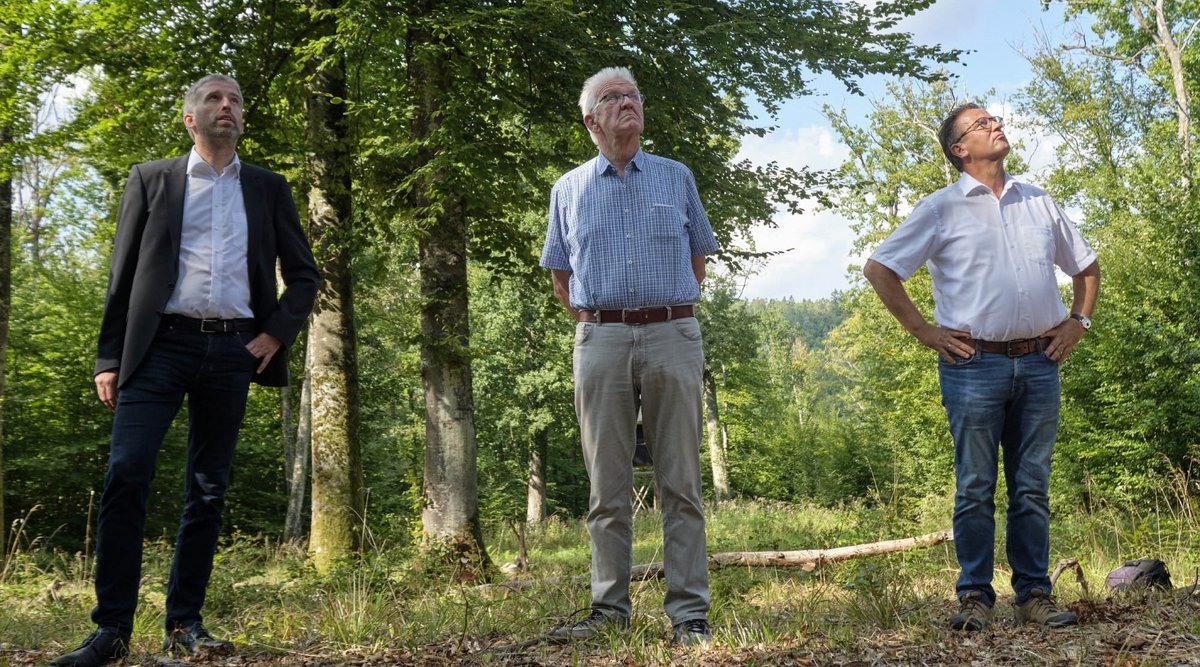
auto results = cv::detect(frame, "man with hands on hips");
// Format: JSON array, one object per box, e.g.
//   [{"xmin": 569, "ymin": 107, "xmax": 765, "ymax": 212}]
[{"xmin": 864, "ymin": 103, "xmax": 1099, "ymax": 632}]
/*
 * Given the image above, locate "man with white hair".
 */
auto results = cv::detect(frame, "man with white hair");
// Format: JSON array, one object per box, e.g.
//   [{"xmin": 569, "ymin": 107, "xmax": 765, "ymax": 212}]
[
  {"xmin": 51, "ymin": 74, "xmax": 318, "ymax": 666},
  {"xmin": 541, "ymin": 66, "xmax": 718, "ymax": 646}
]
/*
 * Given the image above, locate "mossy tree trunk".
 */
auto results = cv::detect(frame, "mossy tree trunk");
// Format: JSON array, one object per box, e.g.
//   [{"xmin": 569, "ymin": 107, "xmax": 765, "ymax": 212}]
[
  {"xmin": 304, "ymin": 4, "xmax": 362, "ymax": 570},
  {"xmin": 408, "ymin": 4, "xmax": 491, "ymax": 578},
  {"xmin": 0, "ymin": 128, "xmax": 10, "ymax": 554}
]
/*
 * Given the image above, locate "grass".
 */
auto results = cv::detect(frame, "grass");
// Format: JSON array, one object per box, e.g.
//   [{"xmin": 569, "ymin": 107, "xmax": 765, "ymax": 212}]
[{"xmin": 1, "ymin": 494, "xmax": 1199, "ymax": 665}]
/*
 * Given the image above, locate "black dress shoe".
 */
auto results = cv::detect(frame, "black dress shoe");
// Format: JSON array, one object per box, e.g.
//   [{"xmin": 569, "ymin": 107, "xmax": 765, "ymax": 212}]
[
  {"xmin": 163, "ymin": 622, "xmax": 234, "ymax": 657},
  {"xmin": 49, "ymin": 627, "xmax": 130, "ymax": 667}
]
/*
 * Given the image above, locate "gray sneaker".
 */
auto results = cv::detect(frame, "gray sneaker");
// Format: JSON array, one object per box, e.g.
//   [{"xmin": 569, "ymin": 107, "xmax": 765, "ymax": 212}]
[
  {"xmin": 549, "ymin": 609, "xmax": 629, "ymax": 640},
  {"xmin": 948, "ymin": 590, "xmax": 993, "ymax": 631},
  {"xmin": 672, "ymin": 618, "xmax": 712, "ymax": 646},
  {"xmin": 1014, "ymin": 588, "xmax": 1078, "ymax": 628}
]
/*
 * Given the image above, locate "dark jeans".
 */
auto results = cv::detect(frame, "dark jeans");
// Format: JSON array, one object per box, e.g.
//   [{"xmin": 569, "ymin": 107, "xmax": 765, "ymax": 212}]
[
  {"xmin": 91, "ymin": 321, "xmax": 257, "ymax": 633},
  {"xmin": 939, "ymin": 345, "xmax": 1060, "ymax": 608}
]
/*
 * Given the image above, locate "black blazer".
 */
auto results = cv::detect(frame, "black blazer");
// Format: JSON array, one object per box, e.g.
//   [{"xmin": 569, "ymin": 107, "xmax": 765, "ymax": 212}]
[{"xmin": 95, "ymin": 154, "xmax": 320, "ymax": 387}]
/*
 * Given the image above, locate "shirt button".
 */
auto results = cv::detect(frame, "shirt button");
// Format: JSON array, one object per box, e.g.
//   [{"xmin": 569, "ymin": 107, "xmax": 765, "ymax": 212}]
[
  {"xmin": 627, "ymin": 260, "xmax": 632, "ymax": 265},
  {"xmin": 626, "ymin": 234, "xmax": 631, "ymax": 239}
]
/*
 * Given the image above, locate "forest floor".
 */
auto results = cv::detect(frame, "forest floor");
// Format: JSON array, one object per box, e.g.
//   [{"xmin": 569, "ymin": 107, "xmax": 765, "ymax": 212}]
[
  {"xmin": 3, "ymin": 500, "xmax": 1199, "ymax": 666},
  {"xmin": 4, "ymin": 592, "xmax": 1200, "ymax": 667}
]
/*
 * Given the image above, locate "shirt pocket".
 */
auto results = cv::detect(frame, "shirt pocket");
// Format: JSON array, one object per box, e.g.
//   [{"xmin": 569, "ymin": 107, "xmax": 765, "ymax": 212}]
[
  {"xmin": 649, "ymin": 203, "xmax": 687, "ymax": 239},
  {"xmin": 1020, "ymin": 224, "xmax": 1055, "ymax": 265}
]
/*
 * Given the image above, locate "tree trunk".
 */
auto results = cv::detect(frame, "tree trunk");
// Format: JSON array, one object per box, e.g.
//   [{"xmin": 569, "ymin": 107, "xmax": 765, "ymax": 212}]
[
  {"xmin": 284, "ymin": 341, "xmax": 312, "ymax": 543},
  {"xmin": 1131, "ymin": 0, "xmax": 1192, "ymax": 183},
  {"xmin": 0, "ymin": 130, "xmax": 10, "ymax": 554},
  {"xmin": 408, "ymin": 9, "xmax": 491, "ymax": 578},
  {"xmin": 703, "ymin": 368, "xmax": 730, "ymax": 501},
  {"xmin": 304, "ymin": 9, "xmax": 362, "ymax": 570},
  {"xmin": 526, "ymin": 429, "xmax": 547, "ymax": 525}
]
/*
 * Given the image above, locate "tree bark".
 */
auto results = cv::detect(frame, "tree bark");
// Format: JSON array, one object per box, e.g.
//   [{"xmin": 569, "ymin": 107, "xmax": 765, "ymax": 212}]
[
  {"xmin": 304, "ymin": 7, "xmax": 362, "ymax": 570},
  {"xmin": 0, "ymin": 128, "xmax": 10, "ymax": 555},
  {"xmin": 703, "ymin": 368, "xmax": 730, "ymax": 501},
  {"xmin": 526, "ymin": 429, "xmax": 547, "ymax": 525},
  {"xmin": 284, "ymin": 341, "xmax": 312, "ymax": 543},
  {"xmin": 1131, "ymin": 0, "xmax": 1192, "ymax": 183},
  {"xmin": 408, "ymin": 7, "xmax": 491, "ymax": 578}
]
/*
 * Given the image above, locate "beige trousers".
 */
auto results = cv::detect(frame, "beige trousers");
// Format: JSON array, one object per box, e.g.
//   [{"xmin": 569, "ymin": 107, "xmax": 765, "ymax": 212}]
[{"xmin": 573, "ymin": 318, "xmax": 710, "ymax": 625}]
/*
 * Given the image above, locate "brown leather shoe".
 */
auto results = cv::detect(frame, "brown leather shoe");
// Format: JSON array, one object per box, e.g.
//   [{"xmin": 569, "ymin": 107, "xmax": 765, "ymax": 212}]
[
  {"xmin": 1014, "ymin": 588, "xmax": 1078, "ymax": 628},
  {"xmin": 49, "ymin": 628, "xmax": 130, "ymax": 667},
  {"xmin": 948, "ymin": 590, "xmax": 993, "ymax": 631},
  {"xmin": 163, "ymin": 622, "xmax": 234, "ymax": 657}
]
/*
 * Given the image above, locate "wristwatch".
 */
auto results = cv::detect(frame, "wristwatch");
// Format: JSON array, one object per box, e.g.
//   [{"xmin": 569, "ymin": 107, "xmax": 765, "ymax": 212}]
[{"xmin": 1069, "ymin": 313, "xmax": 1092, "ymax": 330}]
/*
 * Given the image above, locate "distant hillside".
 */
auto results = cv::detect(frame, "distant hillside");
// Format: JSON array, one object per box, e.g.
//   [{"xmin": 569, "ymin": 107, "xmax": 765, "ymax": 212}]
[{"xmin": 747, "ymin": 294, "xmax": 849, "ymax": 349}]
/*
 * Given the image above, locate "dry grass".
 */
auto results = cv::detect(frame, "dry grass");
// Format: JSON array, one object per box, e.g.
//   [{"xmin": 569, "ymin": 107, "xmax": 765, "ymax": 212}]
[{"xmin": 2, "ymin": 497, "xmax": 1198, "ymax": 666}]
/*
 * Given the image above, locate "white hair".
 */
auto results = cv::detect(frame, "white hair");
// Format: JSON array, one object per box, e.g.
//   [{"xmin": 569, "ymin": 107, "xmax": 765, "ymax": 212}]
[{"xmin": 578, "ymin": 66, "xmax": 638, "ymax": 117}]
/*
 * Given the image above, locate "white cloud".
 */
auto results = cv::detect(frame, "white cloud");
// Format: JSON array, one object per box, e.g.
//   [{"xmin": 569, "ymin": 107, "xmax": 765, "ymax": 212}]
[{"xmin": 734, "ymin": 125, "xmax": 857, "ymax": 300}]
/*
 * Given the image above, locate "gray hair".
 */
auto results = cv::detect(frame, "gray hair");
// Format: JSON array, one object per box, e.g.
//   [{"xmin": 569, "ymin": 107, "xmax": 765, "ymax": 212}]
[
  {"xmin": 578, "ymin": 66, "xmax": 638, "ymax": 117},
  {"xmin": 182, "ymin": 74, "xmax": 243, "ymax": 118},
  {"xmin": 938, "ymin": 102, "xmax": 984, "ymax": 173}
]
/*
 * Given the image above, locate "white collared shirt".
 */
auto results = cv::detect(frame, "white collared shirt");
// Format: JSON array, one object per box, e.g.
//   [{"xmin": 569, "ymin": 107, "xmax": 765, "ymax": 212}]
[
  {"xmin": 164, "ymin": 148, "xmax": 253, "ymax": 319},
  {"xmin": 869, "ymin": 173, "xmax": 1097, "ymax": 341}
]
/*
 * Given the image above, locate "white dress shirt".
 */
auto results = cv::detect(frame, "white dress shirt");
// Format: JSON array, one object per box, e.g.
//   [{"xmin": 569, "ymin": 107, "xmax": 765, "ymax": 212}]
[
  {"xmin": 164, "ymin": 148, "xmax": 254, "ymax": 319},
  {"xmin": 869, "ymin": 173, "xmax": 1097, "ymax": 341}
]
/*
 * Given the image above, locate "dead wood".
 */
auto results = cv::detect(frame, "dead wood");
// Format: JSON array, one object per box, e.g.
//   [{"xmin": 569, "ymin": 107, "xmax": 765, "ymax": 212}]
[
  {"xmin": 482, "ymin": 529, "xmax": 953, "ymax": 591},
  {"xmin": 1050, "ymin": 557, "xmax": 1089, "ymax": 595}
]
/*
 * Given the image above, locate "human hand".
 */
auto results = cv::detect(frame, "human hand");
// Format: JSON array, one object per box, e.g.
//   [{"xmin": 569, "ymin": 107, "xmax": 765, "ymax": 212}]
[
  {"xmin": 914, "ymin": 323, "xmax": 975, "ymax": 363},
  {"xmin": 95, "ymin": 370, "xmax": 119, "ymax": 412},
  {"xmin": 245, "ymin": 333, "xmax": 282, "ymax": 374},
  {"xmin": 1042, "ymin": 318, "xmax": 1086, "ymax": 365}
]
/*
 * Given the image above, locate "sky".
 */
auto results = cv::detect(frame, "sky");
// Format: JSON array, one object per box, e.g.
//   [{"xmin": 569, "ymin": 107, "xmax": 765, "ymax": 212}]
[{"xmin": 733, "ymin": 0, "xmax": 1085, "ymax": 301}]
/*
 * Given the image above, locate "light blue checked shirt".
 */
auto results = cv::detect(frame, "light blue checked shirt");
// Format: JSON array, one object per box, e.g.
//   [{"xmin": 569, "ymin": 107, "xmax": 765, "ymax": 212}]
[{"xmin": 541, "ymin": 150, "xmax": 719, "ymax": 310}]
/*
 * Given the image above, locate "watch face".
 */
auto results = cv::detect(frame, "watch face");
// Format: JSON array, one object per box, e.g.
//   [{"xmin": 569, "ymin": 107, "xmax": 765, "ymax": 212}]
[{"xmin": 1072, "ymin": 314, "xmax": 1091, "ymax": 329}]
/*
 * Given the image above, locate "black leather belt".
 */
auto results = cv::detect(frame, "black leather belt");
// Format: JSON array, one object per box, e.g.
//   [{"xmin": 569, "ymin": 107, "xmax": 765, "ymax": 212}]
[
  {"xmin": 977, "ymin": 337, "xmax": 1051, "ymax": 357},
  {"xmin": 162, "ymin": 314, "xmax": 255, "ymax": 334},
  {"xmin": 575, "ymin": 305, "xmax": 695, "ymax": 324}
]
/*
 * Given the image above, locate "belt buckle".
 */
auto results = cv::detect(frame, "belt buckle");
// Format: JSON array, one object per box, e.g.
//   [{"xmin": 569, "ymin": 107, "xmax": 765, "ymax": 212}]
[
  {"xmin": 1006, "ymin": 339, "xmax": 1028, "ymax": 357},
  {"xmin": 622, "ymin": 308, "xmax": 649, "ymax": 325},
  {"xmin": 200, "ymin": 319, "xmax": 225, "ymax": 334}
]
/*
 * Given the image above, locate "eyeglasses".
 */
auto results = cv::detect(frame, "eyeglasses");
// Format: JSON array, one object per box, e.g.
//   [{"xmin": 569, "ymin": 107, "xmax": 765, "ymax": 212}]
[
  {"xmin": 953, "ymin": 115, "xmax": 1004, "ymax": 144},
  {"xmin": 592, "ymin": 92, "xmax": 646, "ymax": 112}
]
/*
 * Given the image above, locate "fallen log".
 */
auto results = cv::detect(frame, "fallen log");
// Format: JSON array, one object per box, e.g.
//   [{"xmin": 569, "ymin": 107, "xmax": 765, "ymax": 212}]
[{"xmin": 482, "ymin": 528, "xmax": 954, "ymax": 591}]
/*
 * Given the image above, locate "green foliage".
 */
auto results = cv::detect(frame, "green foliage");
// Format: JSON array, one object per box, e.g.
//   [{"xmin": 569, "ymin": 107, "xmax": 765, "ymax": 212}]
[{"xmin": 1018, "ymin": 1, "xmax": 1200, "ymax": 504}]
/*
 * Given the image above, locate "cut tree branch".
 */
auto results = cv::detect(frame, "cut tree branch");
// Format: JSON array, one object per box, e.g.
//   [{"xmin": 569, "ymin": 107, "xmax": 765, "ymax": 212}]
[{"xmin": 482, "ymin": 529, "xmax": 953, "ymax": 591}]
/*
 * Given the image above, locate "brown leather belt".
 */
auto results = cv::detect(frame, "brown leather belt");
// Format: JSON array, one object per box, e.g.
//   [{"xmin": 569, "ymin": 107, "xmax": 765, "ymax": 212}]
[
  {"xmin": 575, "ymin": 305, "xmax": 695, "ymax": 324},
  {"xmin": 977, "ymin": 337, "xmax": 1051, "ymax": 357}
]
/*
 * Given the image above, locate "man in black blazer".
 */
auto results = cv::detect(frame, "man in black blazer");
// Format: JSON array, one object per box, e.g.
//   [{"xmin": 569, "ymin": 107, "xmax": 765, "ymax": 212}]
[{"xmin": 51, "ymin": 74, "xmax": 319, "ymax": 667}]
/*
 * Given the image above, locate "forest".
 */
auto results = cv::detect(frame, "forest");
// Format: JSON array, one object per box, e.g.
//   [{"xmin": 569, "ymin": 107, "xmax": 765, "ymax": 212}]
[{"xmin": 2, "ymin": 0, "xmax": 1199, "ymax": 665}]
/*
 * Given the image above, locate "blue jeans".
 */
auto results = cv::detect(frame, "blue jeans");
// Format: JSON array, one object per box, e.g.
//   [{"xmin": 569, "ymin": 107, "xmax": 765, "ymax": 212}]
[
  {"xmin": 91, "ymin": 321, "xmax": 257, "ymax": 633},
  {"xmin": 939, "ymin": 344, "xmax": 1059, "ymax": 607}
]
